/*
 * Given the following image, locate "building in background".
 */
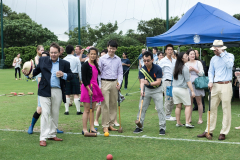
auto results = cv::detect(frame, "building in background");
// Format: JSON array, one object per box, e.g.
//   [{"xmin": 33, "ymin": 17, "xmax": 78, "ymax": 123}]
[{"xmin": 68, "ymin": 0, "xmax": 87, "ymax": 32}]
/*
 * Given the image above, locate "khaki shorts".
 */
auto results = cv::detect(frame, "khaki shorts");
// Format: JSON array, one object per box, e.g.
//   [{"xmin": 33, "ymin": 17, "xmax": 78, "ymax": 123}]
[{"xmin": 172, "ymin": 87, "xmax": 191, "ymax": 106}]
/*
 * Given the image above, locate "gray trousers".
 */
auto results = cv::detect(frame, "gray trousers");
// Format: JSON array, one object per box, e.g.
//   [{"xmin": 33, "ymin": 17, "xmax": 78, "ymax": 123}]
[
  {"xmin": 136, "ymin": 86, "xmax": 166, "ymax": 130},
  {"xmin": 163, "ymin": 81, "xmax": 174, "ymax": 116}
]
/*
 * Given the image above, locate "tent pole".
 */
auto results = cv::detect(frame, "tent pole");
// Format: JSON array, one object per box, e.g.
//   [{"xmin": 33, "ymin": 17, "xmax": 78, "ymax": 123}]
[
  {"xmin": 162, "ymin": 46, "xmax": 164, "ymax": 52},
  {"xmin": 147, "ymin": 47, "xmax": 148, "ymax": 51},
  {"xmin": 200, "ymin": 48, "xmax": 202, "ymax": 60}
]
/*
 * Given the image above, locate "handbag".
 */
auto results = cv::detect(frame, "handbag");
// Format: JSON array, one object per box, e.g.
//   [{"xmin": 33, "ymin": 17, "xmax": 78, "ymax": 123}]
[
  {"xmin": 193, "ymin": 61, "xmax": 209, "ymax": 89},
  {"xmin": 12, "ymin": 62, "xmax": 16, "ymax": 67},
  {"xmin": 194, "ymin": 76, "xmax": 209, "ymax": 89},
  {"xmin": 166, "ymin": 77, "xmax": 173, "ymax": 97}
]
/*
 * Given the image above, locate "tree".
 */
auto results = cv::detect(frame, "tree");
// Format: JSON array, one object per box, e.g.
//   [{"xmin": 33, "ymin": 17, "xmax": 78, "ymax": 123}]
[
  {"xmin": 233, "ymin": 14, "xmax": 240, "ymax": 20},
  {"xmin": 136, "ymin": 17, "xmax": 180, "ymax": 44},
  {"xmin": 0, "ymin": 3, "xmax": 58, "ymax": 47},
  {"xmin": 96, "ymin": 33, "xmax": 141, "ymax": 49},
  {"xmin": 65, "ymin": 21, "xmax": 121, "ymax": 47}
]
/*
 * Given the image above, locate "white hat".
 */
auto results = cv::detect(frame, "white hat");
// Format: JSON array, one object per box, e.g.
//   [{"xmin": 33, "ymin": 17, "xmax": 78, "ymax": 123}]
[
  {"xmin": 23, "ymin": 59, "xmax": 34, "ymax": 78},
  {"xmin": 210, "ymin": 40, "xmax": 227, "ymax": 50}
]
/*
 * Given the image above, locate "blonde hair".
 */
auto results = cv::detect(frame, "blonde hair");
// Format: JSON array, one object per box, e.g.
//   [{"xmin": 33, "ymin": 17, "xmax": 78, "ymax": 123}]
[{"xmin": 36, "ymin": 45, "xmax": 44, "ymax": 52}]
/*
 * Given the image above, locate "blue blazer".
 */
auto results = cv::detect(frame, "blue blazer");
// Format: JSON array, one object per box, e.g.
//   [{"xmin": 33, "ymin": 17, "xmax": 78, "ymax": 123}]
[{"xmin": 33, "ymin": 56, "xmax": 73, "ymax": 103}]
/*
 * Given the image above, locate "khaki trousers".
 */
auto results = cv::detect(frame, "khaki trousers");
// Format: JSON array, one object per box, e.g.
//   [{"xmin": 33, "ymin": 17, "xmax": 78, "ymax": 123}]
[
  {"xmin": 39, "ymin": 88, "xmax": 62, "ymax": 141},
  {"xmin": 205, "ymin": 83, "xmax": 232, "ymax": 135},
  {"xmin": 163, "ymin": 81, "xmax": 175, "ymax": 116},
  {"xmin": 101, "ymin": 80, "xmax": 118, "ymax": 128}
]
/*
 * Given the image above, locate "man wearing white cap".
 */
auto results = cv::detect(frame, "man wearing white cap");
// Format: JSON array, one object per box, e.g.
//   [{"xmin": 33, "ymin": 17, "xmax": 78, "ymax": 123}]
[{"xmin": 197, "ymin": 40, "xmax": 234, "ymax": 140}]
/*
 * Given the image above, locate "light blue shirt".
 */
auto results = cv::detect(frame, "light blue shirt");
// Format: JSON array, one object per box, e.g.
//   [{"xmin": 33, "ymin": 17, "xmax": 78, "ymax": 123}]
[
  {"xmin": 153, "ymin": 53, "xmax": 158, "ymax": 63},
  {"xmin": 50, "ymin": 58, "xmax": 67, "ymax": 88},
  {"xmin": 64, "ymin": 54, "xmax": 82, "ymax": 81},
  {"xmin": 159, "ymin": 56, "xmax": 176, "ymax": 81},
  {"xmin": 208, "ymin": 51, "xmax": 234, "ymax": 83}
]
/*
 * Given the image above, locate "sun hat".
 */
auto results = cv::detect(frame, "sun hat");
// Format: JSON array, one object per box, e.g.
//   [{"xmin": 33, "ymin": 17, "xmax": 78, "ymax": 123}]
[
  {"xmin": 210, "ymin": 40, "xmax": 227, "ymax": 50},
  {"xmin": 23, "ymin": 59, "xmax": 34, "ymax": 78}
]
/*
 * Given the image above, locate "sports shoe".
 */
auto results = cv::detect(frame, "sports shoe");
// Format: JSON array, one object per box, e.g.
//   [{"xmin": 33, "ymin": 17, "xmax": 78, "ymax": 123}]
[
  {"xmin": 186, "ymin": 124, "xmax": 194, "ymax": 128},
  {"xmin": 94, "ymin": 122, "xmax": 99, "ymax": 126},
  {"xmin": 176, "ymin": 124, "xmax": 185, "ymax": 127},
  {"xmin": 133, "ymin": 128, "xmax": 143, "ymax": 134},
  {"xmin": 64, "ymin": 112, "xmax": 69, "ymax": 115},
  {"xmin": 166, "ymin": 116, "xmax": 176, "ymax": 121},
  {"xmin": 57, "ymin": 129, "xmax": 64, "ymax": 134},
  {"xmin": 159, "ymin": 129, "xmax": 165, "ymax": 135},
  {"xmin": 114, "ymin": 123, "xmax": 120, "ymax": 127},
  {"xmin": 77, "ymin": 111, "xmax": 83, "ymax": 115}
]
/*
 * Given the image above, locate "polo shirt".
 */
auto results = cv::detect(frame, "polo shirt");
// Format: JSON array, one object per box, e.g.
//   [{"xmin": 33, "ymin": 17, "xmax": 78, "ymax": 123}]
[{"xmin": 139, "ymin": 63, "xmax": 162, "ymax": 89}]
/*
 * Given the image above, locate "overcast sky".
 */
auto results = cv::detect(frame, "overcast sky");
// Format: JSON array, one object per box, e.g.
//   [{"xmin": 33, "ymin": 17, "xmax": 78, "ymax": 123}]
[{"xmin": 4, "ymin": 0, "xmax": 240, "ymax": 41}]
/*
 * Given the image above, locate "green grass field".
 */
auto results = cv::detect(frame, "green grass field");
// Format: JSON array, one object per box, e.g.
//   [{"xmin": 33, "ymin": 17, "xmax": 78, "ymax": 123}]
[{"xmin": 1, "ymin": 69, "xmax": 240, "ymax": 160}]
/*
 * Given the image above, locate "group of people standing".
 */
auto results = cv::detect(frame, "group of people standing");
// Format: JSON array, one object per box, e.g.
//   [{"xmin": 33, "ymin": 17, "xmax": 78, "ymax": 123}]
[
  {"xmin": 135, "ymin": 40, "xmax": 235, "ymax": 141},
  {"xmin": 20, "ymin": 39, "xmax": 236, "ymax": 147},
  {"xmin": 22, "ymin": 40, "xmax": 124, "ymax": 147}
]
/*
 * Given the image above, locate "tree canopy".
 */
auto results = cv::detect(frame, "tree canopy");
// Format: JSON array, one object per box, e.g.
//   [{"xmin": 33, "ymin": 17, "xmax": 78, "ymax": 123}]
[{"xmin": 1, "ymin": 3, "xmax": 57, "ymax": 47}]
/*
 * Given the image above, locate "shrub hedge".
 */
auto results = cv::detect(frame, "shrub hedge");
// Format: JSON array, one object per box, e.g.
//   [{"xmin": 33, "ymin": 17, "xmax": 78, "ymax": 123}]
[{"xmin": 2, "ymin": 45, "xmax": 240, "ymax": 68}]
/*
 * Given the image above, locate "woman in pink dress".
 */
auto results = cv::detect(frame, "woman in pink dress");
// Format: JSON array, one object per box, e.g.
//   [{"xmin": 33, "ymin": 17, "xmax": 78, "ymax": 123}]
[{"xmin": 81, "ymin": 47, "xmax": 104, "ymax": 134}]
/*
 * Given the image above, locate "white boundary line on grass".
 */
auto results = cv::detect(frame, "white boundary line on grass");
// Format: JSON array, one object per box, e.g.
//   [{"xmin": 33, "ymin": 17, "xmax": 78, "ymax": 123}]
[
  {"xmin": 126, "ymin": 91, "xmax": 140, "ymax": 95},
  {"xmin": 1, "ymin": 129, "xmax": 240, "ymax": 145}
]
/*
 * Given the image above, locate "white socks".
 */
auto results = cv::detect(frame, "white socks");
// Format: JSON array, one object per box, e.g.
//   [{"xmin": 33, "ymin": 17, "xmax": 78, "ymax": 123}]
[
  {"xmin": 65, "ymin": 98, "xmax": 70, "ymax": 112},
  {"xmin": 74, "ymin": 98, "xmax": 81, "ymax": 112}
]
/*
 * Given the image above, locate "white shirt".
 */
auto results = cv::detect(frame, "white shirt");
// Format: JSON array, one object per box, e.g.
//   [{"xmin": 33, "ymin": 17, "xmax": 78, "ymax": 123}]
[
  {"xmin": 14, "ymin": 57, "xmax": 22, "ymax": 68},
  {"xmin": 159, "ymin": 56, "xmax": 176, "ymax": 81},
  {"xmin": 64, "ymin": 54, "xmax": 82, "ymax": 81}
]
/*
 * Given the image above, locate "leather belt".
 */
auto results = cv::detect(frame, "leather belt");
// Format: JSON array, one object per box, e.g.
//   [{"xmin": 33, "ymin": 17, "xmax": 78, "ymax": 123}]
[
  {"xmin": 215, "ymin": 81, "xmax": 232, "ymax": 84},
  {"xmin": 101, "ymin": 78, "xmax": 117, "ymax": 81},
  {"xmin": 165, "ymin": 79, "xmax": 172, "ymax": 81}
]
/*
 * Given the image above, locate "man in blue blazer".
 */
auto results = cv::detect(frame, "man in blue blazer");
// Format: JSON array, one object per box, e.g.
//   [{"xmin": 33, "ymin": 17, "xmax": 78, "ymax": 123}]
[{"xmin": 23, "ymin": 42, "xmax": 73, "ymax": 147}]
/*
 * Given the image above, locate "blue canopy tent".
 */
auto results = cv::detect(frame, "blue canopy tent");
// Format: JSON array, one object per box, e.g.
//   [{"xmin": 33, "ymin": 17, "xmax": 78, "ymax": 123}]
[{"xmin": 146, "ymin": 2, "xmax": 240, "ymax": 48}]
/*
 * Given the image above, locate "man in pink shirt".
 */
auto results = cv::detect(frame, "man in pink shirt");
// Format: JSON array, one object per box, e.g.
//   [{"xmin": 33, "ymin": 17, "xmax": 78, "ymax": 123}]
[{"xmin": 98, "ymin": 40, "xmax": 123, "ymax": 133}]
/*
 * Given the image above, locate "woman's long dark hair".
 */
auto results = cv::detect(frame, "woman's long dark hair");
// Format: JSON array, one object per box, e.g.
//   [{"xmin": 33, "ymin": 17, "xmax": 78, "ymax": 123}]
[
  {"xmin": 88, "ymin": 47, "xmax": 101, "ymax": 75},
  {"xmin": 173, "ymin": 52, "xmax": 186, "ymax": 80}
]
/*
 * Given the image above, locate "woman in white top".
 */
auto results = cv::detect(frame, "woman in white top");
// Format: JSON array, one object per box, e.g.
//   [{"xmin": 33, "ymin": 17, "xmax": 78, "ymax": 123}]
[
  {"xmin": 155, "ymin": 51, "xmax": 165, "ymax": 66},
  {"xmin": 13, "ymin": 53, "xmax": 22, "ymax": 80},
  {"xmin": 186, "ymin": 49, "xmax": 205, "ymax": 124}
]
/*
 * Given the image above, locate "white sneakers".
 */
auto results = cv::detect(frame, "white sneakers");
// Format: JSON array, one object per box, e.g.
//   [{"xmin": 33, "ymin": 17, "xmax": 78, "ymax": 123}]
[
  {"xmin": 166, "ymin": 116, "xmax": 176, "ymax": 121},
  {"xmin": 185, "ymin": 124, "xmax": 194, "ymax": 128},
  {"xmin": 176, "ymin": 124, "xmax": 185, "ymax": 127}
]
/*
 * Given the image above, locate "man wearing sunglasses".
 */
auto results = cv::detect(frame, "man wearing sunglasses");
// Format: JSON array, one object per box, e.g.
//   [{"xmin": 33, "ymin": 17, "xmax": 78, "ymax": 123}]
[{"xmin": 133, "ymin": 51, "xmax": 166, "ymax": 135}]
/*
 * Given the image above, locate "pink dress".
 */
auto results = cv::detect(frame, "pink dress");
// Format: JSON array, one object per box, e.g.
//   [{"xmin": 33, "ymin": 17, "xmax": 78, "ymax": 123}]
[{"xmin": 80, "ymin": 63, "xmax": 104, "ymax": 103}]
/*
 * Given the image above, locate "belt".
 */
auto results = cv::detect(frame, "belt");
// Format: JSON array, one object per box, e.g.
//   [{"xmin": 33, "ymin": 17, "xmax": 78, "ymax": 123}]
[
  {"xmin": 215, "ymin": 81, "xmax": 232, "ymax": 84},
  {"xmin": 101, "ymin": 78, "xmax": 117, "ymax": 81},
  {"xmin": 73, "ymin": 73, "xmax": 78, "ymax": 75},
  {"xmin": 165, "ymin": 79, "xmax": 172, "ymax": 81}
]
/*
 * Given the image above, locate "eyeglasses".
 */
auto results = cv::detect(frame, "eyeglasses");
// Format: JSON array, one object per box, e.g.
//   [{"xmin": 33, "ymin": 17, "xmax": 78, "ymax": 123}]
[
  {"xmin": 143, "ymin": 60, "xmax": 151, "ymax": 62},
  {"xmin": 50, "ymin": 52, "xmax": 59, "ymax": 54}
]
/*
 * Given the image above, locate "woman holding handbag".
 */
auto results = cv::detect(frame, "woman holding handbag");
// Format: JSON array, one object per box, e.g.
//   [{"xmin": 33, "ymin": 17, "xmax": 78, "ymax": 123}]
[
  {"xmin": 186, "ymin": 49, "xmax": 205, "ymax": 124},
  {"xmin": 13, "ymin": 53, "xmax": 22, "ymax": 80},
  {"xmin": 173, "ymin": 52, "xmax": 195, "ymax": 128}
]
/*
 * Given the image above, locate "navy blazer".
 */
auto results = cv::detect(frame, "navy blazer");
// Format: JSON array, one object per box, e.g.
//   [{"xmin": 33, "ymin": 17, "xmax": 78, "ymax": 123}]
[{"xmin": 33, "ymin": 57, "xmax": 73, "ymax": 103}]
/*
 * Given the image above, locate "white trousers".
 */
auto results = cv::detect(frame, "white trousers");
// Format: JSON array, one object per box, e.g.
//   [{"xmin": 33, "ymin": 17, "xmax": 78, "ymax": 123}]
[{"xmin": 39, "ymin": 88, "xmax": 62, "ymax": 141}]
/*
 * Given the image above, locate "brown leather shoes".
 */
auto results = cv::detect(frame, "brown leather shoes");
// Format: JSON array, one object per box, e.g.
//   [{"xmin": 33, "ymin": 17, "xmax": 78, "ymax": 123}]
[
  {"xmin": 218, "ymin": 134, "xmax": 225, "ymax": 140},
  {"xmin": 108, "ymin": 126, "xmax": 118, "ymax": 131},
  {"xmin": 48, "ymin": 137, "xmax": 63, "ymax": 141},
  {"xmin": 197, "ymin": 132, "xmax": 213, "ymax": 139},
  {"xmin": 103, "ymin": 127, "xmax": 109, "ymax": 133},
  {"xmin": 40, "ymin": 141, "xmax": 47, "ymax": 147}
]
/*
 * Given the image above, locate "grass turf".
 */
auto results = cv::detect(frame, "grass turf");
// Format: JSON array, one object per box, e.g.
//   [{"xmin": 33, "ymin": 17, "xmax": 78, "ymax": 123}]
[{"xmin": 0, "ymin": 68, "xmax": 240, "ymax": 159}]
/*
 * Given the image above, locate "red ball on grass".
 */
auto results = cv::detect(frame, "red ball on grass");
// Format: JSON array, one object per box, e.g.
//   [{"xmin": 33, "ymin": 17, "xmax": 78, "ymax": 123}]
[{"xmin": 106, "ymin": 154, "xmax": 113, "ymax": 160}]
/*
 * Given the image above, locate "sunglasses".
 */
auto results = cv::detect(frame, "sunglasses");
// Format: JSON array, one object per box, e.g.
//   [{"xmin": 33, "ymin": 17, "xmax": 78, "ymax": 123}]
[{"xmin": 143, "ymin": 60, "xmax": 151, "ymax": 62}]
